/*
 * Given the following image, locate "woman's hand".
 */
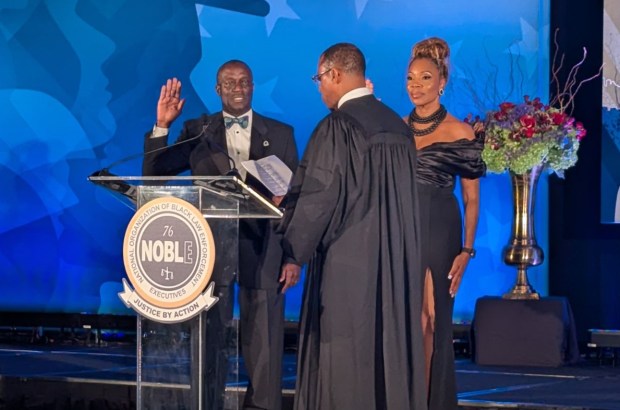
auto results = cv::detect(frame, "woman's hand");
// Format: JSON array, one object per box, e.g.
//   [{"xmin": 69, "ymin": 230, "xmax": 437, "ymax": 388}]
[
  {"xmin": 447, "ymin": 252, "xmax": 470, "ymax": 298},
  {"xmin": 365, "ymin": 78, "xmax": 381, "ymax": 101}
]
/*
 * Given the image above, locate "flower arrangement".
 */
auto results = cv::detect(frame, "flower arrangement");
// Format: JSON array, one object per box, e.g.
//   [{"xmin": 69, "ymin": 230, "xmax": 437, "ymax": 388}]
[
  {"xmin": 478, "ymin": 29, "xmax": 601, "ymax": 177},
  {"xmin": 481, "ymin": 96, "xmax": 586, "ymax": 176}
]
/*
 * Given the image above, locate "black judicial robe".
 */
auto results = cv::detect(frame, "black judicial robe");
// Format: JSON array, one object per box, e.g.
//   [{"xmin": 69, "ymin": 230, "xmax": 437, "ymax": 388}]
[{"xmin": 282, "ymin": 95, "xmax": 427, "ymax": 410}]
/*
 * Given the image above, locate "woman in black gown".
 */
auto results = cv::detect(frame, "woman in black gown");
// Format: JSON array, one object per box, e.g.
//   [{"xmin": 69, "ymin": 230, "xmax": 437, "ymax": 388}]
[{"xmin": 405, "ymin": 37, "xmax": 485, "ymax": 410}]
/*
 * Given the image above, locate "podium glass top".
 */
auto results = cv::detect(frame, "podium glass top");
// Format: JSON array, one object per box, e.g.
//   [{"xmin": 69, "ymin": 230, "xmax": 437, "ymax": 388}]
[{"xmin": 89, "ymin": 174, "xmax": 283, "ymax": 219}]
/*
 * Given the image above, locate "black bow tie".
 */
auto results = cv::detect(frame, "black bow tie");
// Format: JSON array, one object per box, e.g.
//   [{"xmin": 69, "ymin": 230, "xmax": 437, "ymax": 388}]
[{"xmin": 224, "ymin": 115, "xmax": 249, "ymax": 129}]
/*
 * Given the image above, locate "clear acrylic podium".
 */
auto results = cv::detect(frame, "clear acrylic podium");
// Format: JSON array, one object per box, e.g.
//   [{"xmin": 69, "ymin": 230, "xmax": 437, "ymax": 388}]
[{"xmin": 89, "ymin": 175, "xmax": 282, "ymax": 410}]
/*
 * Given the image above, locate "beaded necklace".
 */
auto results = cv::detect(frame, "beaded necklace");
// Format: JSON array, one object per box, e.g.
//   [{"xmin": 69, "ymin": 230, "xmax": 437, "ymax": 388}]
[{"xmin": 408, "ymin": 105, "xmax": 447, "ymax": 137}]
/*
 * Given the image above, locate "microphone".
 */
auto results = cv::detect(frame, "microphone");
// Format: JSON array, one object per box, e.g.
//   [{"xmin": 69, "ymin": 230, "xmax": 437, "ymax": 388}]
[
  {"xmin": 89, "ymin": 116, "xmax": 212, "ymax": 201},
  {"xmin": 91, "ymin": 115, "xmax": 212, "ymax": 177},
  {"xmin": 89, "ymin": 115, "xmax": 244, "ymax": 200},
  {"xmin": 202, "ymin": 129, "xmax": 241, "ymax": 178},
  {"xmin": 89, "ymin": 167, "xmax": 138, "ymax": 202}
]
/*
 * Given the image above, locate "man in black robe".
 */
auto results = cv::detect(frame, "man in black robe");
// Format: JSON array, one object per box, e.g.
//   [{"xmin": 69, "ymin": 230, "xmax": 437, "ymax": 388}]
[{"xmin": 280, "ymin": 43, "xmax": 427, "ymax": 410}]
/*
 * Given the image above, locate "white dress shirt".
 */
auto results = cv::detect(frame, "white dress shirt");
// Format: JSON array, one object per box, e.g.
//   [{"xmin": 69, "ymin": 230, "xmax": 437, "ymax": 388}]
[{"xmin": 223, "ymin": 109, "xmax": 253, "ymax": 181}]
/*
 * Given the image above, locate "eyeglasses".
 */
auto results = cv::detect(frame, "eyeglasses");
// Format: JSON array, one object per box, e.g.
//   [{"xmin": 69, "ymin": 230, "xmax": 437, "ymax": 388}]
[
  {"xmin": 311, "ymin": 68, "xmax": 333, "ymax": 84},
  {"xmin": 219, "ymin": 78, "xmax": 252, "ymax": 91}
]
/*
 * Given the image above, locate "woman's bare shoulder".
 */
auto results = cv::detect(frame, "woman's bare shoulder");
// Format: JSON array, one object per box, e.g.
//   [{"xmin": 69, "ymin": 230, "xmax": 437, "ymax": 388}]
[{"xmin": 443, "ymin": 114, "xmax": 475, "ymax": 140}]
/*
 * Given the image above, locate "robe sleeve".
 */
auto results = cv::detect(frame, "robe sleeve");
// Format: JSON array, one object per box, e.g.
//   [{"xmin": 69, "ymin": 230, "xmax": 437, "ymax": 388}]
[{"xmin": 281, "ymin": 115, "xmax": 348, "ymax": 265}]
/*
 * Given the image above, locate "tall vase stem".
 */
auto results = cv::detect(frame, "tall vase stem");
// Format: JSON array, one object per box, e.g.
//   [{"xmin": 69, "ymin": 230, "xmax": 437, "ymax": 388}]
[{"xmin": 502, "ymin": 165, "xmax": 544, "ymax": 300}]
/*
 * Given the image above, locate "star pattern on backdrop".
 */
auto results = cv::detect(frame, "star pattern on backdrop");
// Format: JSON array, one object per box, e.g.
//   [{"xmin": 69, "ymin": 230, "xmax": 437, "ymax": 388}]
[
  {"xmin": 265, "ymin": 0, "xmax": 299, "ymax": 36},
  {"xmin": 506, "ymin": 18, "xmax": 546, "ymax": 80},
  {"xmin": 448, "ymin": 40, "xmax": 466, "ymax": 80},
  {"xmin": 195, "ymin": 5, "xmax": 212, "ymax": 37},
  {"xmin": 254, "ymin": 77, "xmax": 283, "ymax": 114},
  {"xmin": 355, "ymin": 0, "xmax": 392, "ymax": 19},
  {"xmin": 355, "ymin": 0, "xmax": 370, "ymax": 18}
]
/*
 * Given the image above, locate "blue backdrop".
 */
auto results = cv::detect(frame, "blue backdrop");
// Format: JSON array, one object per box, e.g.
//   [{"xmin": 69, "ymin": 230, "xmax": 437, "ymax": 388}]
[
  {"xmin": 0, "ymin": 0, "xmax": 550, "ymax": 322},
  {"xmin": 601, "ymin": 0, "xmax": 620, "ymax": 223}
]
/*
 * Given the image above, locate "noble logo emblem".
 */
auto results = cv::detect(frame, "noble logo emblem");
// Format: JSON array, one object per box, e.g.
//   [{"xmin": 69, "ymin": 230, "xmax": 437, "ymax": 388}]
[{"xmin": 120, "ymin": 197, "xmax": 218, "ymax": 323}]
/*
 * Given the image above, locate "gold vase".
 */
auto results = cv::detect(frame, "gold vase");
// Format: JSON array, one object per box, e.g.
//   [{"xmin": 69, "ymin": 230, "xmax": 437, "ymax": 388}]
[{"xmin": 502, "ymin": 164, "xmax": 544, "ymax": 300}]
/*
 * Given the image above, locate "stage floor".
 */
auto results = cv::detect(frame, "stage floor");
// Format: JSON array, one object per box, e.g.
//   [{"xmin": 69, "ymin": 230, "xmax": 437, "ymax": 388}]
[{"xmin": 0, "ymin": 341, "xmax": 619, "ymax": 410}]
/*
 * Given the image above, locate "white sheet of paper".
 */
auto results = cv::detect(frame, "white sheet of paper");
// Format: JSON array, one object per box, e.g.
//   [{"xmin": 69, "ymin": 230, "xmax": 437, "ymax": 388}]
[{"xmin": 241, "ymin": 155, "xmax": 293, "ymax": 197}]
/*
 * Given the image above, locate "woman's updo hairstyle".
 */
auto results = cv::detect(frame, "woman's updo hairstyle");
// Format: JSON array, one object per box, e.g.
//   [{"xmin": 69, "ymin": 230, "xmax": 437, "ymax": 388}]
[{"xmin": 410, "ymin": 37, "xmax": 450, "ymax": 80}]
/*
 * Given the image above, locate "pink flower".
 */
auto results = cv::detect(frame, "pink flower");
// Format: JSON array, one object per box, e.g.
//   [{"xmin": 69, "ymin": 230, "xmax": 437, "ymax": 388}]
[{"xmin": 575, "ymin": 122, "xmax": 586, "ymax": 140}]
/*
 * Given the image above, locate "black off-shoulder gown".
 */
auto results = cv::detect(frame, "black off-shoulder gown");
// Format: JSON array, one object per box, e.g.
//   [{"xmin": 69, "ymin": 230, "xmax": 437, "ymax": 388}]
[{"xmin": 416, "ymin": 138, "xmax": 485, "ymax": 410}]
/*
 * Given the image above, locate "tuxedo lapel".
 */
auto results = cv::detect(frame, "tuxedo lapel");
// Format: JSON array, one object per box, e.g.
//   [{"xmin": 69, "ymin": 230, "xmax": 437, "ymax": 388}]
[
  {"xmin": 209, "ymin": 113, "xmax": 234, "ymax": 175},
  {"xmin": 249, "ymin": 113, "xmax": 271, "ymax": 160}
]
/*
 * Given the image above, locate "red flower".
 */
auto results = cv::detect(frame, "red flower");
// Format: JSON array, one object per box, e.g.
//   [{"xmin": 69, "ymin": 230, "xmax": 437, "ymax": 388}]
[
  {"xmin": 523, "ymin": 128, "xmax": 535, "ymax": 138},
  {"xmin": 537, "ymin": 111, "xmax": 552, "ymax": 126},
  {"xmin": 494, "ymin": 111, "xmax": 506, "ymax": 121},
  {"xmin": 500, "ymin": 102, "xmax": 515, "ymax": 112},
  {"xmin": 551, "ymin": 112, "xmax": 566, "ymax": 125},
  {"xmin": 519, "ymin": 115, "xmax": 536, "ymax": 129},
  {"xmin": 482, "ymin": 90, "xmax": 589, "ymax": 175},
  {"xmin": 531, "ymin": 97, "xmax": 544, "ymax": 110}
]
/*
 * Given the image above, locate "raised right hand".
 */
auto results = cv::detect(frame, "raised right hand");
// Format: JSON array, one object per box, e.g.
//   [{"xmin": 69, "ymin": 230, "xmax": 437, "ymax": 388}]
[{"xmin": 156, "ymin": 78, "xmax": 185, "ymax": 128}]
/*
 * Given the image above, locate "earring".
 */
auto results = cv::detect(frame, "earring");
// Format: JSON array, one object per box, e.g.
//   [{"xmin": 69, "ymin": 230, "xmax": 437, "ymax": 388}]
[{"xmin": 439, "ymin": 88, "xmax": 444, "ymax": 96}]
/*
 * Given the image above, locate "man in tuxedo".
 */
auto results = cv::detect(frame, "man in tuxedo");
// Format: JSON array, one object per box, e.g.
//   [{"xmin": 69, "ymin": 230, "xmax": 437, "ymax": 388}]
[{"xmin": 143, "ymin": 60, "xmax": 299, "ymax": 410}]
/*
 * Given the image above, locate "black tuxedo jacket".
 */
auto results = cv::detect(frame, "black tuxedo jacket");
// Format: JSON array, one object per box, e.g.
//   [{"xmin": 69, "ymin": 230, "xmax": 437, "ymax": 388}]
[{"xmin": 143, "ymin": 111, "xmax": 299, "ymax": 289}]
